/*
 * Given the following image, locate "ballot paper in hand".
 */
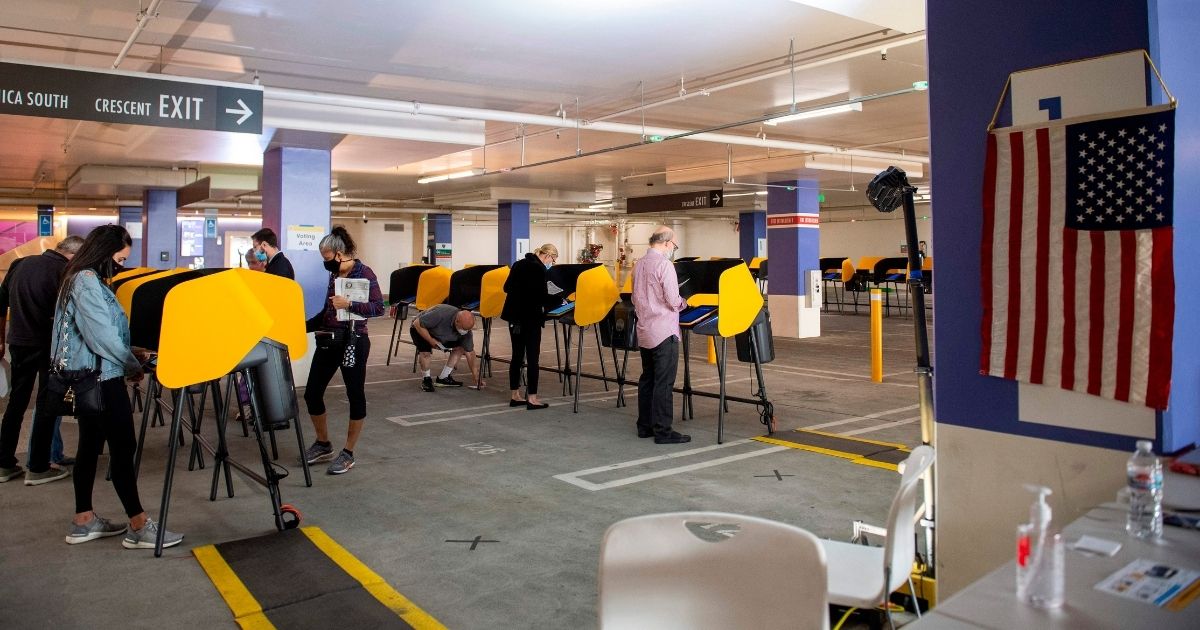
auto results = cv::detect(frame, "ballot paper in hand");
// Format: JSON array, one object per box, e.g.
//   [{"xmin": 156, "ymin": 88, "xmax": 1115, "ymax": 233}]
[
  {"xmin": 547, "ymin": 280, "xmax": 564, "ymax": 295},
  {"xmin": 335, "ymin": 277, "xmax": 370, "ymax": 321}
]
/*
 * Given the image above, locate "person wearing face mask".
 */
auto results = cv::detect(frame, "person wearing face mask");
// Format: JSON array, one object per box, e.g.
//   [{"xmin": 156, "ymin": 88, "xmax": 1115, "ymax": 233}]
[
  {"xmin": 630, "ymin": 226, "xmax": 690, "ymax": 444},
  {"xmin": 410, "ymin": 304, "xmax": 482, "ymax": 392},
  {"xmin": 250, "ymin": 228, "xmax": 294, "ymax": 280},
  {"xmin": 301, "ymin": 226, "xmax": 384, "ymax": 475},
  {"xmin": 244, "ymin": 247, "xmax": 266, "ymax": 272},
  {"xmin": 500, "ymin": 244, "xmax": 561, "ymax": 410},
  {"xmin": 52, "ymin": 225, "xmax": 183, "ymax": 549}
]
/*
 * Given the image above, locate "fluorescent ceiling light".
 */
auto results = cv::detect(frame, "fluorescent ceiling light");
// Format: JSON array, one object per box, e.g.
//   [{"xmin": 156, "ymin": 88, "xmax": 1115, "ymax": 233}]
[
  {"xmin": 723, "ymin": 191, "xmax": 769, "ymax": 198},
  {"xmin": 765, "ymin": 102, "xmax": 862, "ymax": 126},
  {"xmin": 330, "ymin": 188, "xmax": 342, "ymax": 197},
  {"xmin": 417, "ymin": 168, "xmax": 484, "ymax": 184}
]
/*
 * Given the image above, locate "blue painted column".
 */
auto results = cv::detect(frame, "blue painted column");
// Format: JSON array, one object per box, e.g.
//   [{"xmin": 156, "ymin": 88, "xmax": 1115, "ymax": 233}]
[
  {"xmin": 766, "ymin": 181, "xmax": 820, "ymax": 337},
  {"xmin": 498, "ymin": 201, "xmax": 530, "ymax": 264},
  {"xmin": 141, "ymin": 189, "xmax": 177, "ymax": 270},
  {"xmin": 118, "ymin": 206, "xmax": 142, "ymax": 268},
  {"xmin": 428, "ymin": 213, "xmax": 453, "ymax": 268},
  {"xmin": 261, "ymin": 146, "xmax": 330, "ymax": 319},
  {"xmin": 738, "ymin": 211, "xmax": 766, "ymax": 261}
]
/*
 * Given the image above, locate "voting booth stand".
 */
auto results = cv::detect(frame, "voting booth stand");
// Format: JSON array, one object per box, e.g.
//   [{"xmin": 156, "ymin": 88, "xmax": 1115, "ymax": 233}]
[
  {"xmin": 385, "ymin": 264, "xmax": 436, "ymax": 366},
  {"xmin": 442, "ymin": 265, "xmax": 506, "ymax": 385},
  {"xmin": 474, "ymin": 266, "xmax": 510, "ymax": 384},
  {"xmin": 120, "ymin": 268, "xmax": 309, "ymax": 556},
  {"xmin": 537, "ymin": 264, "xmax": 605, "ymax": 399},
  {"xmin": 675, "ymin": 260, "xmax": 776, "ymax": 443}
]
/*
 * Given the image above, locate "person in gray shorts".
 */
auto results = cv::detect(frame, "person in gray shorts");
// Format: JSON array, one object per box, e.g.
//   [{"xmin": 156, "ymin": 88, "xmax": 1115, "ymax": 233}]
[{"xmin": 410, "ymin": 304, "xmax": 483, "ymax": 392}]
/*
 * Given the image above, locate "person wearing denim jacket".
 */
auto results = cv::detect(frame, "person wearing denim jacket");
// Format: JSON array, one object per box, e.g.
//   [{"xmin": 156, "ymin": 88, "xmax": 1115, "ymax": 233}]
[{"xmin": 52, "ymin": 225, "xmax": 183, "ymax": 550}]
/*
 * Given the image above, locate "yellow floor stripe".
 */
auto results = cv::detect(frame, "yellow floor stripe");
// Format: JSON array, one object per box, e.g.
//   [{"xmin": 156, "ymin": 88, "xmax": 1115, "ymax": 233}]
[
  {"xmin": 753, "ymin": 435, "xmax": 861, "ymax": 461},
  {"xmin": 193, "ymin": 545, "xmax": 276, "ymax": 630},
  {"xmin": 851, "ymin": 457, "xmax": 901, "ymax": 472},
  {"xmin": 300, "ymin": 527, "xmax": 448, "ymax": 630},
  {"xmin": 796, "ymin": 428, "xmax": 910, "ymax": 450}
]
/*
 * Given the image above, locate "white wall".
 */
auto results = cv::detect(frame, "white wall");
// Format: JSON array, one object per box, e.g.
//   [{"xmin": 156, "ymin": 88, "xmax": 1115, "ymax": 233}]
[
  {"xmin": 680, "ymin": 218, "xmax": 740, "ymax": 259},
  {"xmin": 451, "ymin": 221, "xmax": 500, "ymax": 267},
  {"xmin": 345, "ymin": 219, "xmax": 415, "ymax": 297},
  {"xmin": 819, "ymin": 215, "xmax": 933, "ymax": 265}
]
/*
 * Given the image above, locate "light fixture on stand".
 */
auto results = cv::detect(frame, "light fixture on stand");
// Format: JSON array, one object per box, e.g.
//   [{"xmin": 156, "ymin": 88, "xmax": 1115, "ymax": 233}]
[{"xmin": 866, "ymin": 165, "xmax": 935, "ymax": 576}]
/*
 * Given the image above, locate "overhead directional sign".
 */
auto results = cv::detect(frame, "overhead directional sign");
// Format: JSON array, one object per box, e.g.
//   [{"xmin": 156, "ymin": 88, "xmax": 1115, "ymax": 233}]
[
  {"xmin": 626, "ymin": 190, "xmax": 724, "ymax": 214},
  {"xmin": 0, "ymin": 60, "xmax": 263, "ymax": 134}
]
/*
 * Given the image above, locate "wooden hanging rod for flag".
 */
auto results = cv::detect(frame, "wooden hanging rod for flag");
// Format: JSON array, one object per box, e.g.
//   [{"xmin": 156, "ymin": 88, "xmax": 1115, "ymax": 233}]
[{"xmin": 986, "ymin": 49, "xmax": 1176, "ymax": 132}]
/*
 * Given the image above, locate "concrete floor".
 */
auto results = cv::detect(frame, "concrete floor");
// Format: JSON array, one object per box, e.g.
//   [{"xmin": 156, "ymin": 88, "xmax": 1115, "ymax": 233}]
[{"xmin": 0, "ymin": 305, "xmax": 932, "ymax": 629}]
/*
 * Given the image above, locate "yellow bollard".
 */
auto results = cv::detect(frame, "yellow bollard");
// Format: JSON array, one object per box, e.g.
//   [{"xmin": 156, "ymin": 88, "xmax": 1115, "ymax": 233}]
[
  {"xmin": 870, "ymin": 288, "xmax": 883, "ymax": 382},
  {"xmin": 707, "ymin": 336, "xmax": 717, "ymax": 364}
]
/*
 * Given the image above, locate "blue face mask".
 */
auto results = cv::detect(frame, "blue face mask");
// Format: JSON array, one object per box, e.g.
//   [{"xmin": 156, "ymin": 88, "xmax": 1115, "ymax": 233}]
[
  {"xmin": 545, "ymin": 263, "xmax": 553, "ymax": 270},
  {"xmin": 255, "ymin": 249, "xmax": 268, "ymax": 262}
]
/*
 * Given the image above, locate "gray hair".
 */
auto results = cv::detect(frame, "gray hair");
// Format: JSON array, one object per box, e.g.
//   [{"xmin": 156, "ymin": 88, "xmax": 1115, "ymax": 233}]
[
  {"xmin": 55, "ymin": 235, "xmax": 85, "ymax": 255},
  {"xmin": 318, "ymin": 225, "xmax": 356, "ymax": 256}
]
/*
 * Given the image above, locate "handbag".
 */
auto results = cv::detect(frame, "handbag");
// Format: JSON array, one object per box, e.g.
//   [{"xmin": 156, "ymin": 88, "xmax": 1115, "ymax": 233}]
[
  {"xmin": 47, "ymin": 293, "xmax": 104, "ymax": 417},
  {"xmin": 316, "ymin": 324, "xmax": 357, "ymax": 368}
]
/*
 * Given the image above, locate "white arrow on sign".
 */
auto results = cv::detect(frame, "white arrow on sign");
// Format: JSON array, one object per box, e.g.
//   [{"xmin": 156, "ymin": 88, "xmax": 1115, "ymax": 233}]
[
  {"xmin": 711, "ymin": 192, "xmax": 722, "ymax": 205},
  {"xmin": 224, "ymin": 99, "xmax": 254, "ymax": 125}
]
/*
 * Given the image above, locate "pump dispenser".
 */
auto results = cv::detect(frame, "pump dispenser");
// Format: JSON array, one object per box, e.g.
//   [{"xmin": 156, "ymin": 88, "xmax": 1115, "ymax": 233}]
[{"xmin": 1016, "ymin": 484, "xmax": 1064, "ymax": 608}]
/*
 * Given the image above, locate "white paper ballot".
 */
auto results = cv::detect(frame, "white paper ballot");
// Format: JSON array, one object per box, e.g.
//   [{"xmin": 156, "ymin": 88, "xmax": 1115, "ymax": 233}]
[
  {"xmin": 547, "ymin": 280, "xmax": 564, "ymax": 295},
  {"xmin": 335, "ymin": 277, "xmax": 370, "ymax": 321}
]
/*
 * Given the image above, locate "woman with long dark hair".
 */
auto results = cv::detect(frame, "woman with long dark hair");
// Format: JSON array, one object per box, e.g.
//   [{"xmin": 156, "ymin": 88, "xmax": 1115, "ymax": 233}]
[
  {"xmin": 301, "ymin": 226, "xmax": 384, "ymax": 475},
  {"xmin": 501, "ymin": 243, "xmax": 561, "ymax": 410},
  {"xmin": 54, "ymin": 224, "xmax": 182, "ymax": 549}
]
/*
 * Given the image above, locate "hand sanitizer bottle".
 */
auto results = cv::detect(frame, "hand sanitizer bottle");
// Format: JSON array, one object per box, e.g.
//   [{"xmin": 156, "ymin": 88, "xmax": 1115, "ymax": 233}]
[{"xmin": 1016, "ymin": 485, "xmax": 1064, "ymax": 608}]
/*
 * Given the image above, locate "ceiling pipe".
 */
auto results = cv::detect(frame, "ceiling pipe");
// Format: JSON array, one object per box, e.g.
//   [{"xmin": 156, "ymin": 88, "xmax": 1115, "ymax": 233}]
[
  {"xmin": 113, "ymin": 0, "xmax": 164, "ymax": 69},
  {"xmin": 264, "ymin": 86, "xmax": 928, "ymax": 165}
]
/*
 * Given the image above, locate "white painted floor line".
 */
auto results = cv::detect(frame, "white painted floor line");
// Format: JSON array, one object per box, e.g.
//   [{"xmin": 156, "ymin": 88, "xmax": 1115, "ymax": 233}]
[
  {"xmin": 560, "ymin": 438, "xmax": 757, "ymax": 477},
  {"xmin": 389, "ymin": 390, "xmax": 627, "ymax": 426},
  {"xmin": 556, "ymin": 445, "xmax": 791, "ymax": 491},
  {"xmin": 765, "ymin": 364, "xmax": 875, "ymax": 379},
  {"xmin": 761, "ymin": 367, "xmax": 860, "ymax": 383},
  {"xmin": 837, "ymin": 415, "xmax": 921, "ymax": 436},
  {"xmin": 799, "ymin": 404, "xmax": 921, "ymax": 431},
  {"xmin": 325, "ymin": 376, "xmax": 425, "ymax": 390}
]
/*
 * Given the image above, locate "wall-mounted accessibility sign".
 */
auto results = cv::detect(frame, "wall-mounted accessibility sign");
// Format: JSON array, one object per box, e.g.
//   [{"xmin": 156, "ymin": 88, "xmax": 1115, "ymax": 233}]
[
  {"xmin": 626, "ymin": 190, "xmax": 723, "ymax": 214},
  {"xmin": 0, "ymin": 60, "xmax": 262, "ymax": 134}
]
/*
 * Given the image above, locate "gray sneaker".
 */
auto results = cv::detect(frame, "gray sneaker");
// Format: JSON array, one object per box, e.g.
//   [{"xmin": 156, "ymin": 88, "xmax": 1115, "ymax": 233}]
[
  {"xmin": 302, "ymin": 441, "xmax": 334, "ymax": 465},
  {"xmin": 0, "ymin": 465, "xmax": 25, "ymax": 482},
  {"xmin": 122, "ymin": 518, "xmax": 183, "ymax": 550},
  {"xmin": 65, "ymin": 514, "xmax": 127, "ymax": 545},
  {"xmin": 327, "ymin": 450, "xmax": 355, "ymax": 475},
  {"xmin": 25, "ymin": 467, "xmax": 71, "ymax": 486}
]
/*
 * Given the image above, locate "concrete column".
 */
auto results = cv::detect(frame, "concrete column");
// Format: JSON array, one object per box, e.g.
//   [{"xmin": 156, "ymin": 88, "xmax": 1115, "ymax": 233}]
[
  {"xmin": 428, "ymin": 213, "xmax": 452, "ymax": 267},
  {"xmin": 261, "ymin": 146, "xmax": 330, "ymax": 319},
  {"xmin": 141, "ymin": 189, "xmax": 177, "ymax": 270},
  {"xmin": 118, "ymin": 206, "xmax": 143, "ymax": 268},
  {"xmin": 738, "ymin": 211, "xmax": 766, "ymax": 261},
  {"xmin": 498, "ymin": 200, "xmax": 530, "ymax": 264},
  {"xmin": 766, "ymin": 181, "xmax": 820, "ymax": 338}
]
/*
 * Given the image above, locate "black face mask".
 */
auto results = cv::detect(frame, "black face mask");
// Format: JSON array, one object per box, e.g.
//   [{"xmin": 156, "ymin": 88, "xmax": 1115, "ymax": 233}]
[{"xmin": 323, "ymin": 258, "xmax": 342, "ymax": 274}]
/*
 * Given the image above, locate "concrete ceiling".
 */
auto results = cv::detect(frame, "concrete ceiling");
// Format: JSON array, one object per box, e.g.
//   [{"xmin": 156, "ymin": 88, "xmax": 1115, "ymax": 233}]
[{"xmin": 0, "ymin": 0, "xmax": 931, "ymax": 220}]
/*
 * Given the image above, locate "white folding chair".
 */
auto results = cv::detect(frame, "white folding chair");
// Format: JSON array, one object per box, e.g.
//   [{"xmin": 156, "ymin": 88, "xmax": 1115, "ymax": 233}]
[
  {"xmin": 821, "ymin": 445, "xmax": 935, "ymax": 628},
  {"xmin": 599, "ymin": 511, "xmax": 829, "ymax": 630}
]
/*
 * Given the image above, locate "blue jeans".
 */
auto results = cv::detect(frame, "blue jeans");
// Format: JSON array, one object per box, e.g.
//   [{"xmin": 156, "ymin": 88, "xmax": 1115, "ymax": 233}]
[{"xmin": 26, "ymin": 413, "xmax": 65, "ymax": 466}]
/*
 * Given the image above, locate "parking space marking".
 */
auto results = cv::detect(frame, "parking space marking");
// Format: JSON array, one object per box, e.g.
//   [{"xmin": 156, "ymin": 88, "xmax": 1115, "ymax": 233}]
[
  {"xmin": 554, "ymin": 439, "xmax": 789, "ymax": 491},
  {"xmin": 838, "ymin": 415, "xmax": 921, "ymax": 436},
  {"xmin": 799, "ymin": 404, "xmax": 920, "ymax": 431}
]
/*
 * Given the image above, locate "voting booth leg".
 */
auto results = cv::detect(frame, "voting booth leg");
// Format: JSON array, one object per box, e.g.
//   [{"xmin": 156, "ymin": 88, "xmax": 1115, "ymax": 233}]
[
  {"xmin": 131, "ymin": 382, "xmax": 143, "ymax": 413},
  {"xmin": 553, "ymin": 323, "xmax": 563, "ymax": 384},
  {"xmin": 572, "ymin": 326, "xmax": 586, "ymax": 413},
  {"xmin": 155, "ymin": 389, "xmax": 185, "ymax": 557},
  {"xmin": 386, "ymin": 313, "xmax": 402, "ymax": 366},
  {"xmin": 133, "ymin": 374, "xmax": 161, "ymax": 481},
  {"xmin": 611, "ymin": 347, "xmax": 630, "ymax": 408},
  {"xmin": 210, "ymin": 377, "xmax": 236, "ymax": 501},
  {"xmin": 185, "ymin": 390, "xmax": 206, "ymax": 472},
  {"xmin": 481, "ymin": 318, "xmax": 493, "ymax": 379},
  {"xmin": 749, "ymin": 332, "xmax": 775, "ymax": 435},
  {"xmin": 241, "ymin": 369, "xmax": 297, "ymax": 533},
  {"xmin": 680, "ymin": 331, "xmax": 694, "ymax": 421},
  {"xmin": 593, "ymin": 326, "xmax": 609, "ymax": 392},
  {"xmin": 716, "ymin": 337, "xmax": 729, "ymax": 444}
]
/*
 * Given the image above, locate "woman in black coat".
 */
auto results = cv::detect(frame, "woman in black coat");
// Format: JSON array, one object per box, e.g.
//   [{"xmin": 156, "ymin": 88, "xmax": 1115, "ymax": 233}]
[{"xmin": 501, "ymin": 244, "xmax": 561, "ymax": 410}]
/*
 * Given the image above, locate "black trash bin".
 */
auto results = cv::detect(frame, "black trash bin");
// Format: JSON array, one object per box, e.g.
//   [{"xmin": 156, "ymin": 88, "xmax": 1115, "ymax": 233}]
[
  {"xmin": 599, "ymin": 300, "xmax": 638, "ymax": 350},
  {"xmin": 735, "ymin": 307, "xmax": 774, "ymax": 364}
]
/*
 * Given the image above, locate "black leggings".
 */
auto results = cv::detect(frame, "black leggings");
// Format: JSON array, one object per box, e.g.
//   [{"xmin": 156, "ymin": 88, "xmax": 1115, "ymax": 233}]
[
  {"xmin": 508, "ymin": 320, "xmax": 544, "ymax": 395},
  {"xmin": 74, "ymin": 377, "xmax": 143, "ymax": 517},
  {"xmin": 304, "ymin": 335, "xmax": 370, "ymax": 420}
]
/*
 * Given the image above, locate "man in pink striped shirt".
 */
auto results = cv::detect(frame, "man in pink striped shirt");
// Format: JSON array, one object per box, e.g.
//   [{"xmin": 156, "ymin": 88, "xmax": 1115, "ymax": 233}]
[{"xmin": 631, "ymin": 226, "xmax": 690, "ymax": 444}]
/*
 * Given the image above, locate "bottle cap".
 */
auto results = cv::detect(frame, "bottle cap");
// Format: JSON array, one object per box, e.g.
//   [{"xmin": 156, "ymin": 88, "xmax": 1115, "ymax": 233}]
[
  {"xmin": 1023, "ymin": 484, "xmax": 1053, "ymax": 528},
  {"xmin": 1136, "ymin": 440, "xmax": 1154, "ymax": 452}
]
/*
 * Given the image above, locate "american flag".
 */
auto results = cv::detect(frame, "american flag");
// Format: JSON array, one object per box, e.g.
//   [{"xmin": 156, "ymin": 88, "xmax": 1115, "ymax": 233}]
[{"xmin": 981, "ymin": 106, "xmax": 1175, "ymax": 410}]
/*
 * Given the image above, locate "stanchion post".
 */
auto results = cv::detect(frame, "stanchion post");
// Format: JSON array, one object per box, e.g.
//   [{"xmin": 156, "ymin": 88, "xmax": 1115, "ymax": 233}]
[
  {"xmin": 870, "ymin": 288, "xmax": 883, "ymax": 383},
  {"xmin": 707, "ymin": 336, "xmax": 717, "ymax": 364}
]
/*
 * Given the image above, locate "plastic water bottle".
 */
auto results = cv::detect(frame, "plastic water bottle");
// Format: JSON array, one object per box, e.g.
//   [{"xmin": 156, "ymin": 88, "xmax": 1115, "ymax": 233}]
[{"xmin": 1126, "ymin": 440, "xmax": 1163, "ymax": 539}]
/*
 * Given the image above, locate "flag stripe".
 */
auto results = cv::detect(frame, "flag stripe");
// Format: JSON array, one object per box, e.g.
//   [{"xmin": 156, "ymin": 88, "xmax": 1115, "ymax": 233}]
[
  {"xmin": 1061, "ymin": 228, "xmax": 1078, "ymax": 391},
  {"xmin": 980, "ymin": 133, "xmax": 998, "ymax": 375},
  {"xmin": 1147, "ymin": 227, "xmax": 1174, "ymax": 409},
  {"xmin": 1087, "ymin": 231, "xmax": 1105, "ymax": 396},
  {"xmin": 1114, "ymin": 230, "xmax": 1136, "ymax": 402},
  {"xmin": 990, "ymin": 135, "xmax": 1014, "ymax": 376},
  {"xmin": 1044, "ymin": 126, "xmax": 1067, "ymax": 387},
  {"xmin": 1101, "ymin": 231, "xmax": 1122, "ymax": 400},
  {"xmin": 1074, "ymin": 233, "xmax": 1092, "ymax": 392},
  {"xmin": 1004, "ymin": 132, "xmax": 1025, "ymax": 379},
  {"xmin": 1030, "ymin": 128, "xmax": 1052, "ymax": 383},
  {"xmin": 1129, "ymin": 231, "xmax": 1154, "ymax": 405}
]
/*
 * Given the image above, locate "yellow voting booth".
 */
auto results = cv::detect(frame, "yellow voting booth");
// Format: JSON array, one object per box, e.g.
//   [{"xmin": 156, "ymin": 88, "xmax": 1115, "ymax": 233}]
[
  {"xmin": 477, "ymin": 266, "xmax": 511, "ymax": 382},
  {"xmin": 675, "ymin": 259, "xmax": 774, "ymax": 443},
  {"xmin": 120, "ymin": 268, "xmax": 308, "ymax": 555},
  {"xmin": 562, "ymin": 265, "xmax": 620, "ymax": 412}
]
